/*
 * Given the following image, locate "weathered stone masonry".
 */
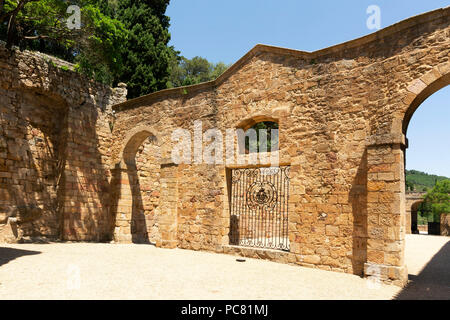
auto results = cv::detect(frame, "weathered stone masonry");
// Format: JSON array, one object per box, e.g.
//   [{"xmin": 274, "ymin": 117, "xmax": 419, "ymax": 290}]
[
  {"xmin": 0, "ymin": 45, "xmax": 126, "ymax": 242},
  {"xmin": 0, "ymin": 8, "xmax": 449, "ymax": 287},
  {"xmin": 111, "ymin": 8, "xmax": 450, "ymax": 287}
]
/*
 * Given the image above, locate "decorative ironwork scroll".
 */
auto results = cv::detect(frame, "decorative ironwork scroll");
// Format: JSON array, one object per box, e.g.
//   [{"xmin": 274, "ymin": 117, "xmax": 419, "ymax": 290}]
[{"xmin": 229, "ymin": 166, "xmax": 290, "ymax": 251}]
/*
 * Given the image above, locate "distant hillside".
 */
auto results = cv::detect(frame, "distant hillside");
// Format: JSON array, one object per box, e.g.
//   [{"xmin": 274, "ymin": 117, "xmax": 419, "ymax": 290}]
[{"xmin": 406, "ymin": 170, "xmax": 449, "ymax": 192}]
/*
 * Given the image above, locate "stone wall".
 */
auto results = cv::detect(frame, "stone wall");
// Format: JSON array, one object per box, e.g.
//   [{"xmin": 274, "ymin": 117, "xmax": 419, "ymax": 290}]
[
  {"xmin": 417, "ymin": 225, "xmax": 428, "ymax": 233},
  {"xmin": 111, "ymin": 8, "xmax": 450, "ymax": 287},
  {"xmin": 0, "ymin": 7, "xmax": 448, "ymax": 287},
  {"xmin": 0, "ymin": 44, "xmax": 126, "ymax": 242},
  {"xmin": 441, "ymin": 214, "xmax": 450, "ymax": 236}
]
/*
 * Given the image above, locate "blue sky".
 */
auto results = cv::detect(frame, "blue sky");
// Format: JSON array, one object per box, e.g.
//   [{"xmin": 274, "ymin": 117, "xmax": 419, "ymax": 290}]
[
  {"xmin": 167, "ymin": 0, "xmax": 450, "ymax": 177},
  {"xmin": 407, "ymin": 87, "xmax": 450, "ymax": 177}
]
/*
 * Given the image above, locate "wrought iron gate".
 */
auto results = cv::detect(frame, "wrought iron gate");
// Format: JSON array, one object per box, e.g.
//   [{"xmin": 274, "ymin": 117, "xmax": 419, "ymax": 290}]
[{"xmin": 229, "ymin": 166, "xmax": 290, "ymax": 251}]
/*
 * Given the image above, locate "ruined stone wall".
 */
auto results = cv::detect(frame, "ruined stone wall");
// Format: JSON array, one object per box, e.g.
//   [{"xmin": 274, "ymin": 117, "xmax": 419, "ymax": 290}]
[
  {"xmin": 405, "ymin": 192, "xmax": 426, "ymax": 234},
  {"xmin": 0, "ymin": 7, "xmax": 447, "ymax": 288},
  {"xmin": 111, "ymin": 8, "xmax": 450, "ymax": 286},
  {"xmin": 440, "ymin": 214, "xmax": 450, "ymax": 236},
  {"xmin": 0, "ymin": 44, "xmax": 126, "ymax": 242}
]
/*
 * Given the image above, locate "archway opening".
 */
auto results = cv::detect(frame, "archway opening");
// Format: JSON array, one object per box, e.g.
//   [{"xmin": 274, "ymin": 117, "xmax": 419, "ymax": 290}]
[
  {"xmin": 404, "ymin": 85, "xmax": 450, "ymax": 236},
  {"xmin": 397, "ymin": 81, "xmax": 450, "ymax": 298},
  {"xmin": 113, "ymin": 131, "xmax": 161, "ymax": 244}
]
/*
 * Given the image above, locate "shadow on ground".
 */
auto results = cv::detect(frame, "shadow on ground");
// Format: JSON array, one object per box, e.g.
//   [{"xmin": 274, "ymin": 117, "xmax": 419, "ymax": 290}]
[
  {"xmin": 0, "ymin": 247, "xmax": 41, "ymax": 267},
  {"xmin": 395, "ymin": 241, "xmax": 450, "ymax": 300}
]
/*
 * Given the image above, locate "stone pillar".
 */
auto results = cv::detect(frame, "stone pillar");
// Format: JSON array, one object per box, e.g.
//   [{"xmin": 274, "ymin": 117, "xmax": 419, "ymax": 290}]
[
  {"xmin": 405, "ymin": 208, "xmax": 412, "ymax": 234},
  {"xmin": 441, "ymin": 213, "xmax": 450, "ymax": 236},
  {"xmin": 112, "ymin": 164, "xmax": 133, "ymax": 243},
  {"xmin": 364, "ymin": 134, "xmax": 408, "ymax": 287},
  {"xmin": 156, "ymin": 161, "xmax": 178, "ymax": 249}
]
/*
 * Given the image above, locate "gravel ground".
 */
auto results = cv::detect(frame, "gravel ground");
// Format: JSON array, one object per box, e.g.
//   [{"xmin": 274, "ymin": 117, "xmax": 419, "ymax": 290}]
[{"xmin": 0, "ymin": 234, "xmax": 448, "ymax": 300}]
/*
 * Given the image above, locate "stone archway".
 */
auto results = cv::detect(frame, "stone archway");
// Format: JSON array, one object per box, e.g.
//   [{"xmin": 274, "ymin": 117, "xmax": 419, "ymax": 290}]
[
  {"xmin": 401, "ymin": 68, "xmax": 450, "ymax": 237},
  {"xmin": 364, "ymin": 62, "xmax": 450, "ymax": 286},
  {"xmin": 111, "ymin": 127, "xmax": 161, "ymax": 244},
  {"xmin": 111, "ymin": 126, "xmax": 178, "ymax": 248},
  {"xmin": 400, "ymin": 68, "xmax": 450, "ymax": 237},
  {"xmin": 405, "ymin": 193, "xmax": 426, "ymax": 234}
]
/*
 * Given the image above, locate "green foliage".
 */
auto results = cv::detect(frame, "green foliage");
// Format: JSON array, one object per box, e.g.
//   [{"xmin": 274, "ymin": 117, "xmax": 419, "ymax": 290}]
[
  {"xmin": 0, "ymin": 0, "xmax": 127, "ymax": 85},
  {"xmin": 405, "ymin": 169, "xmax": 448, "ymax": 192},
  {"xmin": 1, "ymin": 1, "xmax": 226, "ymax": 97},
  {"xmin": 76, "ymin": 2, "xmax": 127, "ymax": 84},
  {"xmin": 210, "ymin": 62, "xmax": 228, "ymax": 80},
  {"xmin": 1, "ymin": 0, "xmax": 74, "ymax": 52},
  {"xmin": 417, "ymin": 212, "xmax": 428, "ymax": 226},
  {"xmin": 419, "ymin": 179, "xmax": 450, "ymax": 223},
  {"xmin": 168, "ymin": 55, "xmax": 229, "ymax": 88},
  {"xmin": 245, "ymin": 121, "xmax": 279, "ymax": 153},
  {"xmin": 100, "ymin": 0, "xmax": 174, "ymax": 98}
]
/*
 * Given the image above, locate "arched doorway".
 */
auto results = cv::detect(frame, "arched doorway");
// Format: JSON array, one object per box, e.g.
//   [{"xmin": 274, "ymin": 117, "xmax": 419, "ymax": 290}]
[
  {"xmin": 395, "ymin": 71, "xmax": 450, "ymax": 297},
  {"xmin": 111, "ymin": 128, "xmax": 162, "ymax": 244},
  {"xmin": 403, "ymin": 84, "xmax": 450, "ymax": 237},
  {"xmin": 405, "ymin": 194, "xmax": 425, "ymax": 234},
  {"xmin": 364, "ymin": 64, "xmax": 450, "ymax": 287}
]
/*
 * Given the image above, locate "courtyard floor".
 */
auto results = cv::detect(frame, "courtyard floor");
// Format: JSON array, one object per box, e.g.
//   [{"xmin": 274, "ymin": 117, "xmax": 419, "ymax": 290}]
[{"xmin": 0, "ymin": 234, "xmax": 448, "ymax": 300}]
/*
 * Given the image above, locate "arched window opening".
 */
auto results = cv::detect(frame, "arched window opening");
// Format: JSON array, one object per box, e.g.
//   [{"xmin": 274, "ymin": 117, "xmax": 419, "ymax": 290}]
[{"xmin": 243, "ymin": 121, "xmax": 279, "ymax": 154}]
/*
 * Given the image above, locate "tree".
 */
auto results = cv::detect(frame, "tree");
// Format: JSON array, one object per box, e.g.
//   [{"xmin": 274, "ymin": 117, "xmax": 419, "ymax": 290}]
[
  {"xmin": 405, "ymin": 169, "xmax": 449, "ymax": 191},
  {"xmin": 245, "ymin": 122, "xmax": 279, "ymax": 153},
  {"xmin": 421, "ymin": 179, "xmax": 450, "ymax": 222},
  {"xmin": 0, "ymin": 0, "xmax": 70, "ymax": 49},
  {"xmin": 100, "ymin": 0, "xmax": 174, "ymax": 98},
  {"xmin": 168, "ymin": 55, "xmax": 229, "ymax": 88},
  {"xmin": 406, "ymin": 180, "xmax": 414, "ymax": 192},
  {"xmin": 1, "ymin": 1, "xmax": 227, "ymax": 96},
  {"xmin": 210, "ymin": 62, "xmax": 228, "ymax": 80},
  {"xmin": 0, "ymin": 0, "xmax": 127, "ymax": 85},
  {"xmin": 74, "ymin": 2, "xmax": 127, "ymax": 84}
]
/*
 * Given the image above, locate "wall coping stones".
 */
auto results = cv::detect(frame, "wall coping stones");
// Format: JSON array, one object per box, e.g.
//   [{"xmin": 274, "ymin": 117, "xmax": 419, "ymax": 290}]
[{"xmin": 113, "ymin": 6, "xmax": 450, "ymax": 112}]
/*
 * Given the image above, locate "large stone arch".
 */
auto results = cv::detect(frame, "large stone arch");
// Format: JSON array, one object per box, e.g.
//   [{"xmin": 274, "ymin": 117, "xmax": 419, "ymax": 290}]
[
  {"xmin": 401, "ymin": 69, "xmax": 450, "ymax": 233},
  {"xmin": 401, "ymin": 63, "xmax": 450, "ymax": 135},
  {"xmin": 364, "ymin": 62, "xmax": 450, "ymax": 285}
]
